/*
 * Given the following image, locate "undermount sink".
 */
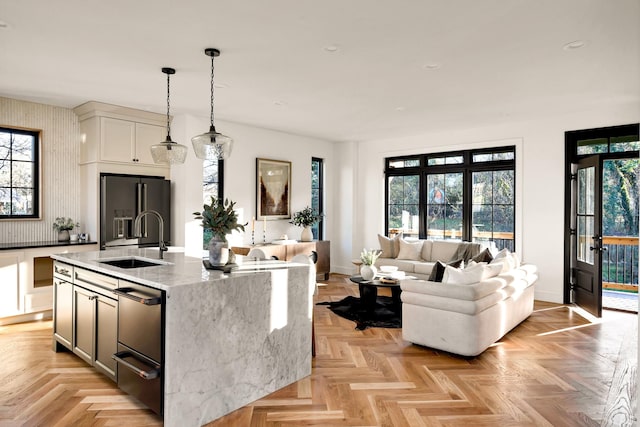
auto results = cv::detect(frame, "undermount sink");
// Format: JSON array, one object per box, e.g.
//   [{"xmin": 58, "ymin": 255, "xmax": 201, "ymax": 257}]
[{"xmin": 99, "ymin": 257, "xmax": 169, "ymax": 269}]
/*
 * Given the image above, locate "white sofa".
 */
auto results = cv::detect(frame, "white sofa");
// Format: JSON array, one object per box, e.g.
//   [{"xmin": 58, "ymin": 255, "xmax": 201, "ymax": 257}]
[
  {"xmin": 374, "ymin": 236, "xmax": 483, "ymax": 280},
  {"xmin": 400, "ymin": 259, "xmax": 537, "ymax": 357}
]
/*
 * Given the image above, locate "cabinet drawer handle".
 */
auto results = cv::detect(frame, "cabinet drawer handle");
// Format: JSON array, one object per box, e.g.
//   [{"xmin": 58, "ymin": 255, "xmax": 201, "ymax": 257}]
[
  {"xmin": 113, "ymin": 287, "xmax": 161, "ymax": 305},
  {"xmin": 112, "ymin": 351, "xmax": 160, "ymax": 380}
]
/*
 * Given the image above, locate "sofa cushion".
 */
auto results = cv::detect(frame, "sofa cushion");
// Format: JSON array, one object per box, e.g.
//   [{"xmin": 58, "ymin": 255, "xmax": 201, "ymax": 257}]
[
  {"xmin": 414, "ymin": 262, "xmax": 436, "ymax": 276},
  {"xmin": 430, "ymin": 240, "xmax": 463, "ymax": 262},
  {"xmin": 375, "ymin": 257, "xmax": 419, "ymax": 273},
  {"xmin": 401, "ymin": 284, "xmax": 506, "ymax": 315},
  {"xmin": 378, "ymin": 233, "xmax": 402, "ymax": 258},
  {"xmin": 428, "ymin": 259, "xmax": 463, "ymax": 282},
  {"xmin": 397, "ymin": 239, "xmax": 423, "ymax": 260},
  {"xmin": 401, "ymin": 276, "xmax": 507, "ymax": 301},
  {"xmin": 420, "ymin": 240, "xmax": 433, "ymax": 261}
]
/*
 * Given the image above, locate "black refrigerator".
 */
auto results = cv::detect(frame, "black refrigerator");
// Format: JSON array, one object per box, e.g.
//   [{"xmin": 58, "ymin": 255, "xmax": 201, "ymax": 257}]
[{"xmin": 100, "ymin": 173, "xmax": 171, "ymax": 250}]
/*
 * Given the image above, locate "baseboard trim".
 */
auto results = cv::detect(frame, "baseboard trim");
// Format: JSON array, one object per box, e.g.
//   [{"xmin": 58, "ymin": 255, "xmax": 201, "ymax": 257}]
[{"xmin": 0, "ymin": 310, "xmax": 52, "ymax": 326}]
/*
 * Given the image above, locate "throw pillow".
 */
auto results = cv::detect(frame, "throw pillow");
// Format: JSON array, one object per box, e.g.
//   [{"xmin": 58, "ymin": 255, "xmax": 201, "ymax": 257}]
[
  {"xmin": 428, "ymin": 259, "xmax": 463, "ymax": 282},
  {"xmin": 442, "ymin": 263, "xmax": 485, "ymax": 285},
  {"xmin": 397, "ymin": 239, "xmax": 423, "ymax": 260},
  {"xmin": 472, "ymin": 248, "xmax": 493, "ymax": 263},
  {"xmin": 378, "ymin": 233, "xmax": 403, "ymax": 258},
  {"xmin": 490, "ymin": 249, "xmax": 517, "ymax": 273}
]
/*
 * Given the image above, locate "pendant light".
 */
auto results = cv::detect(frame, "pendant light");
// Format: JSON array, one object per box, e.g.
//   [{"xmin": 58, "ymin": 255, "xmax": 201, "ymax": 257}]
[
  {"xmin": 191, "ymin": 48, "xmax": 233, "ymax": 160},
  {"xmin": 150, "ymin": 67, "xmax": 188, "ymax": 165}
]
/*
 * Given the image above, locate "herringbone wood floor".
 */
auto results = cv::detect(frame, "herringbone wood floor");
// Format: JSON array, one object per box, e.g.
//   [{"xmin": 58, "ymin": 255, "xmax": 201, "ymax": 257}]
[{"xmin": 0, "ymin": 274, "xmax": 636, "ymax": 426}]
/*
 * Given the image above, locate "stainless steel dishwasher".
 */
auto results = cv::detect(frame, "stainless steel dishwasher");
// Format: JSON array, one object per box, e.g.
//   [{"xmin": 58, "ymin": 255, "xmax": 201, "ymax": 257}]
[{"xmin": 112, "ymin": 280, "xmax": 164, "ymax": 415}]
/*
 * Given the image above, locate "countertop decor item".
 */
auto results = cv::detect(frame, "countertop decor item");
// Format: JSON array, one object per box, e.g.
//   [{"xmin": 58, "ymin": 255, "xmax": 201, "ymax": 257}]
[
  {"xmin": 290, "ymin": 206, "xmax": 322, "ymax": 242},
  {"xmin": 194, "ymin": 197, "xmax": 246, "ymax": 266},
  {"xmin": 52, "ymin": 217, "xmax": 79, "ymax": 242},
  {"xmin": 150, "ymin": 67, "xmax": 188, "ymax": 165},
  {"xmin": 191, "ymin": 48, "xmax": 233, "ymax": 160}
]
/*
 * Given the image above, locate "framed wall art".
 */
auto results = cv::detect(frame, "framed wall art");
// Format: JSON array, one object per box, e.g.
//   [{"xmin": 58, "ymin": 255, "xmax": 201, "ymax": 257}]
[{"xmin": 256, "ymin": 158, "xmax": 291, "ymax": 220}]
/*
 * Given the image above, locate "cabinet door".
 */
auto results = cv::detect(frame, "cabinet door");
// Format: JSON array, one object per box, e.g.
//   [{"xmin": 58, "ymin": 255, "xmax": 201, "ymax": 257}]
[
  {"xmin": 53, "ymin": 278, "xmax": 73, "ymax": 350},
  {"xmin": 73, "ymin": 286, "xmax": 95, "ymax": 365},
  {"xmin": 135, "ymin": 123, "xmax": 165, "ymax": 165},
  {"xmin": 100, "ymin": 117, "xmax": 135, "ymax": 163},
  {"xmin": 94, "ymin": 295, "xmax": 118, "ymax": 381},
  {"xmin": 0, "ymin": 253, "xmax": 20, "ymax": 317}
]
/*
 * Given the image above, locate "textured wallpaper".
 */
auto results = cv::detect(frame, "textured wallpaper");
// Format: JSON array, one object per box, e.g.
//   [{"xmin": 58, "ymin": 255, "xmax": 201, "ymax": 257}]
[{"xmin": 0, "ymin": 97, "xmax": 81, "ymax": 243}]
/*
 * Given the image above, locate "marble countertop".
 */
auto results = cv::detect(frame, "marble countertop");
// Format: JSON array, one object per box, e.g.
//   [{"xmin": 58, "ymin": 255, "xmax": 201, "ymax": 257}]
[{"xmin": 50, "ymin": 248, "xmax": 300, "ymax": 291}]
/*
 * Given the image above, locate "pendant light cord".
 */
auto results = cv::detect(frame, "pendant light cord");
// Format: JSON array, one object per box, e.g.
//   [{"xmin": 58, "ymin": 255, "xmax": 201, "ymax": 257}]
[
  {"xmin": 166, "ymin": 71, "xmax": 172, "ymax": 137},
  {"xmin": 209, "ymin": 54, "xmax": 215, "ymax": 129}
]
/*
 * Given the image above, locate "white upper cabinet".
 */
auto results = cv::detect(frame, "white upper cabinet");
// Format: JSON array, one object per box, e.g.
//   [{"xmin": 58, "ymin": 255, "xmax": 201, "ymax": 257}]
[{"xmin": 75, "ymin": 101, "xmax": 168, "ymax": 168}]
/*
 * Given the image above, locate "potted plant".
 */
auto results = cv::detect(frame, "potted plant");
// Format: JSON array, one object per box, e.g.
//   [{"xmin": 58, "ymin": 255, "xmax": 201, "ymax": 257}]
[
  {"xmin": 290, "ymin": 206, "xmax": 322, "ymax": 242},
  {"xmin": 52, "ymin": 217, "xmax": 79, "ymax": 242},
  {"xmin": 194, "ymin": 197, "xmax": 246, "ymax": 266},
  {"xmin": 360, "ymin": 248, "xmax": 381, "ymax": 281}
]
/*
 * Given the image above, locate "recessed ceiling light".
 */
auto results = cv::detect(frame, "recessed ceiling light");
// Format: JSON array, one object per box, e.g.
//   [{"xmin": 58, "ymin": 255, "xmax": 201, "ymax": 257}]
[
  {"xmin": 273, "ymin": 100, "xmax": 287, "ymax": 107},
  {"xmin": 422, "ymin": 63, "xmax": 441, "ymax": 70},
  {"xmin": 0, "ymin": 20, "xmax": 10, "ymax": 30},
  {"xmin": 324, "ymin": 45, "xmax": 339, "ymax": 53},
  {"xmin": 563, "ymin": 40, "xmax": 587, "ymax": 51},
  {"xmin": 395, "ymin": 106, "xmax": 406, "ymax": 112}
]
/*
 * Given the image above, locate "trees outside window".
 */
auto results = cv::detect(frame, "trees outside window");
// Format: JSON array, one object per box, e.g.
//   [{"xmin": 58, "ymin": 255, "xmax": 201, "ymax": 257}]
[
  {"xmin": 0, "ymin": 127, "xmax": 40, "ymax": 218},
  {"xmin": 385, "ymin": 146, "xmax": 515, "ymax": 250}
]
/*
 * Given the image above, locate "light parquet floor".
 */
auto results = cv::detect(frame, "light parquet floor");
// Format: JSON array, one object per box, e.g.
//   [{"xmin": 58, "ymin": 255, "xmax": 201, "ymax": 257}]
[{"xmin": 0, "ymin": 274, "xmax": 636, "ymax": 426}]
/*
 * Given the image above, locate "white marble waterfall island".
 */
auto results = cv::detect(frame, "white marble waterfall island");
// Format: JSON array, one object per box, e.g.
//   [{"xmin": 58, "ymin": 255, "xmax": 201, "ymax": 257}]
[{"xmin": 50, "ymin": 248, "xmax": 314, "ymax": 427}]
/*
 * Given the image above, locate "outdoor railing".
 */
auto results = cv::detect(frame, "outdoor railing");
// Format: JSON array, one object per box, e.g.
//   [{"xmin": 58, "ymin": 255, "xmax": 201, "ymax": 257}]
[{"xmin": 603, "ymin": 236, "xmax": 638, "ymax": 291}]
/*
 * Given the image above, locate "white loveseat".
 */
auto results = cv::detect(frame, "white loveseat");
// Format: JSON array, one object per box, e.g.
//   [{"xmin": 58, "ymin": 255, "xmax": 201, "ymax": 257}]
[
  {"xmin": 400, "ymin": 258, "xmax": 537, "ymax": 357},
  {"xmin": 373, "ymin": 235, "xmax": 483, "ymax": 280}
]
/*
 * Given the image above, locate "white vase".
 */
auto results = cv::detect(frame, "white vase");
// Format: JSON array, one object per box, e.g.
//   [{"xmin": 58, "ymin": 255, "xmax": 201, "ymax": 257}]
[
  {"xmin": 361, "ymin": 264, "xmax": 377, "ymax": 281},
  {"xmin": 208, "ymin": 236, "xmax": 229, "ymax": 267},
  {"xmin": 300, "ymin": 226, "xmax": 313, "ymax": 242},
  {"xmin": 57, "ymin": 230, "xmax": 70, "ymax": 242}
]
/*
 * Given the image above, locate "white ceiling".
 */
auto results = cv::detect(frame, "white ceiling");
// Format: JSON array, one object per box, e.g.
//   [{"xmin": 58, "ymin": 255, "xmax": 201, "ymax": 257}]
[{"xmin": 1, "ymin": 0, "xmax": 638, "ymax": 143}]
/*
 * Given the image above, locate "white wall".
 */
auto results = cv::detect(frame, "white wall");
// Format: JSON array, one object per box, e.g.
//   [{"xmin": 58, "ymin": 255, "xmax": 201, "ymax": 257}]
[
  {"xmin": 343, "ymin": 106, "xmax": 639, "ymax": 303},
  {"xmin": 170, "ymin": 114, "xmax": 337, "ymax": 258}
]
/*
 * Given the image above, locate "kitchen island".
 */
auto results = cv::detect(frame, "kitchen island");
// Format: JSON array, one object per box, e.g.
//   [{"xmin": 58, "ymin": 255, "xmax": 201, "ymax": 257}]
[{"xmin": 51, "ymin": 248, "xmax": 314, "ymax": 427}]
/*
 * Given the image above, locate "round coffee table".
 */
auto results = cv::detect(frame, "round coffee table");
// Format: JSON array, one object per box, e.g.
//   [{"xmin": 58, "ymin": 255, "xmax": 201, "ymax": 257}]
[{"xmin": 350, "ymin": 275, "xmax": 402, "ymax": 313}]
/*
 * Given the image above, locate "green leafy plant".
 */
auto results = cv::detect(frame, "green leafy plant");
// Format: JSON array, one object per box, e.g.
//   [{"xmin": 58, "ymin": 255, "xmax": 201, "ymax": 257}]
[
  {"xmin": 290, "ymin": 206, "xmax": 322, "ymax": 228},
  {"xmin": 52, "ymin": 217, "xmax": 79, "ymax": 232},
  {"xmin": 193, "ymin": 197, "xmax": 246, "ymax": 240},
  {"xmin": 360, "ymin": 248, "xmax": 381, "ymax": 266}
]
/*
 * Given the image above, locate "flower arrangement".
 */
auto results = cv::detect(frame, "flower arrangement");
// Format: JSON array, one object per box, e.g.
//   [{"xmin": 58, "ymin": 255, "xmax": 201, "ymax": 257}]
[
  {"xmin": 193, "ymin": 197, "xmax": 246, "ymax": 240},
  {"xmin": 360, "ymin": 248, "xmax": 381, "ymax": 266},
  {"xmin": 290, "ymin": 206, "xmax": 322, "ymax": 228},
  {"xmin": 52, "ymin": 217, "xmax": 79, "ymax": 232}
]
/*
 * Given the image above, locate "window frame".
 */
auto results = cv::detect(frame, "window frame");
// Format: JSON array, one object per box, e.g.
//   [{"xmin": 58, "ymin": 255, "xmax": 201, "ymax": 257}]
[
  {"xmin": 385, "ymin": 146, "xmax": 516, "ymax": 248},
  {"xmin": 0, "ymin": 126, "xmax": 41, "ymax": 219},
  {"xmin": 311, "ymin": 157, "xmax": 324, "ymax": 240}
]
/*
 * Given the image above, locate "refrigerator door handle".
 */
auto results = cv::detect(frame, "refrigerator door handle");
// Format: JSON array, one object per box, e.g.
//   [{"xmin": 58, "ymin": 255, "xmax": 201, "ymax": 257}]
[{"xmin": 136, "ymin": 183, "xmax": 148, "ymax": 238}]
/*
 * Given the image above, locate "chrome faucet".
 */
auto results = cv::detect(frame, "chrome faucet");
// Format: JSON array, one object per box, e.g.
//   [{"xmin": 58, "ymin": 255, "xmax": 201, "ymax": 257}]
[{"xmin": 134, "ymin": 210, "xmax": 168, "ymax": 259}]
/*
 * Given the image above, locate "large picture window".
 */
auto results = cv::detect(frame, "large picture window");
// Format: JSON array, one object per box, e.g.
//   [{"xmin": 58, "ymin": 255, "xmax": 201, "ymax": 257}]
[
  {"xmin": 0, "ymin": 127, "xmax": 40, "ymax": 219},
  {"xmin": 311, "ymin": 157, "xmax": 324, "ymax": 240},
  {"xmin": 385, "ymin": 146, "xmax": 515, "ymax": 250}
]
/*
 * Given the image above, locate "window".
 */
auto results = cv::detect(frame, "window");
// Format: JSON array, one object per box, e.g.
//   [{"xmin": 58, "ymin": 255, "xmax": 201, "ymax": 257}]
[
  {"xmin": 202, "ymin": 158, "xmax": 224, "ymax": 248},
  {"xmin": 385, "ymin": 146, "xmax": 515, "ymax": 250},
  {"xmin": 311, "ymin": 157, "xmax": 324, "ymax": 240},
  {"xmin": 0, "ymin": 127, "xmax": 40, "ymax": 218}
]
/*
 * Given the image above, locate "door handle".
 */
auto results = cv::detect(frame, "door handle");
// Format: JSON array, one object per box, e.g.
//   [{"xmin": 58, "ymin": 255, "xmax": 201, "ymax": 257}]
[{"xmin": 112, "ymin": 351, "xmax": 160, "ymax": 380}]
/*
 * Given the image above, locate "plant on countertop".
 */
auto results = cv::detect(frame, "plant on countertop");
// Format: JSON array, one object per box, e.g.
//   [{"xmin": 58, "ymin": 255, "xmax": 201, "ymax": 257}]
[
  {"xmin": 52, "ymin": 217, "xmax": 79, "ymax": 232},
  {"xmin": 360, "ymin": 248, "xmax": 381, "ymax": 266},
  {"xmin": 290, "ymin": 206, "xmax": 322, "ymax": 228},
  {"xmin": 193, "ymin": 197, "xmax": 247, "ymax": 240}
]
